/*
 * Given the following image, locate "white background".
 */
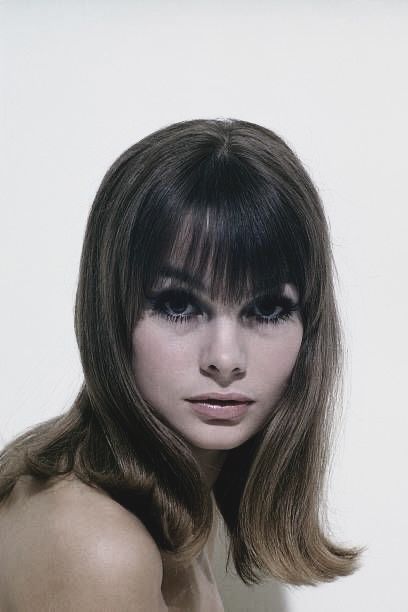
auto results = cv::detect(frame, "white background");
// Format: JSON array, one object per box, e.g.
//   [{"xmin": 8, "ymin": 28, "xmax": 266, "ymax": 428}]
[{"xmin": 1, "ymin": 1, "xmax": 407, "ymax": 611}]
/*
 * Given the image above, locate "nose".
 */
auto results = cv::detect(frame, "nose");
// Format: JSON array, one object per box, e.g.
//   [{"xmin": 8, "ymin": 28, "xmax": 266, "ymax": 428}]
[{"xmin": 199, "ymin": 317, "xmax": 247, "ymax": 383}]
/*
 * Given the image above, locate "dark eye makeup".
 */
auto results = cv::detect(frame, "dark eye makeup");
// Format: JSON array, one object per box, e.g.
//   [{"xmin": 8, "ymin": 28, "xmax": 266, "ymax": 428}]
[{"xmin": 145, "ymin": 286, "xmax": 300, "ymax": 328}]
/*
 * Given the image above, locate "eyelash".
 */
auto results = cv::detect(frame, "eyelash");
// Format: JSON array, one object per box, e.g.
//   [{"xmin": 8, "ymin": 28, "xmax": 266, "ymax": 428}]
[{"xmin": 146, "ymin": 288, "xmax": 299, "ymax": 327}]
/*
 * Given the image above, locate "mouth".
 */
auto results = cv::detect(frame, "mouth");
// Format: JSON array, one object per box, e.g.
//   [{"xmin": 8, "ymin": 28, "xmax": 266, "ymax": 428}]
[
  {"xmin": 188, "ymin": 399, "xmax": 248, "ymax": 406},
  {"xmin": 186, "ymin": 392, "xmax": 254, "ymax": 403},
  {"xmin": 186, "ymin": 398, "xmax": 253, "ymax": 420}
]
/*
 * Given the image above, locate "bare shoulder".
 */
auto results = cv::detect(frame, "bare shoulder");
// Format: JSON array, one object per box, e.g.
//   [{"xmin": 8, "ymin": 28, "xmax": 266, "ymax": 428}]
[{"xmin": 0, "ymin": 475, "xmax": 167, "ymax": 611}]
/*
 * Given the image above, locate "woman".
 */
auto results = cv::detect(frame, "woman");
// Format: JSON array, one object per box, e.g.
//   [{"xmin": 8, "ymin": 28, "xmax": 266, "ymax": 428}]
[{"xmin": 0, "ymin": 118, "xmax": 364, "ymax": 611}]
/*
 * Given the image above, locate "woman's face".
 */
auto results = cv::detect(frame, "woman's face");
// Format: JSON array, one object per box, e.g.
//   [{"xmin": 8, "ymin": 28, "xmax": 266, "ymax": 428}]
[{"xmin": 131, "ymin": 266, "xmax": 303, "ymax": 456}]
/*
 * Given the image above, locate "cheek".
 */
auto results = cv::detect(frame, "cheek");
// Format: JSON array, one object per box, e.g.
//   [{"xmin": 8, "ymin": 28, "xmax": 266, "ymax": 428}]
[
  {"xmin": 132, "ymin": 324, "xmax": 188, "ymax": 383},
  {"xmin": 278, "ymin": 328, "xmax": 303, "ymax": 371},
  {"xmin": 254, "ymin": 327, "xmax": 303, "ymax": 386},
  {"xmin": 131, "ymin": 324, "xmax": 194, "ymax": 412}
]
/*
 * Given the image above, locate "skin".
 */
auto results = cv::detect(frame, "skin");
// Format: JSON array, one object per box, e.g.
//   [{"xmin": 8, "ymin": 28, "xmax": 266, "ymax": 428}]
[{"xmin": 131, "ymin": 272, "xmax": 303, "ymax": 489}]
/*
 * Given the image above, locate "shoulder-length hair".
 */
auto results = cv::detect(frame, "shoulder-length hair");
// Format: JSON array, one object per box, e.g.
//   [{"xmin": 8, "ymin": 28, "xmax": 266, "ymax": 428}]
[{"xmin": 0, "ymin": 118, "xmax": 365, "ymax": 585}]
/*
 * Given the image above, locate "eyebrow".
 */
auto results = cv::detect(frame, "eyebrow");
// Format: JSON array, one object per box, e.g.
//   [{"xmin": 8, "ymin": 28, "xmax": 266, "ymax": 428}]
[
  {"xmin": 157, "ymin": 265, "xmax": 207, "ymax": 292},
  {"xmin": 156, "ymin": 265, "xmax": 288, "ymax": 298}
]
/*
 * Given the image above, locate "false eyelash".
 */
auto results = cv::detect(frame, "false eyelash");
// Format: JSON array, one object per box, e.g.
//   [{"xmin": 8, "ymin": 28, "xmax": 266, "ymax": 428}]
[{"xmin": 145, "ymin": 288, "xmax": 299, "ymax": 327}]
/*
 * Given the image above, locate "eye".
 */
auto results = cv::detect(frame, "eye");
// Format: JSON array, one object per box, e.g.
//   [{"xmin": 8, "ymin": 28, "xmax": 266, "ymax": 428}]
[
  {"xmin": 146, "ymin": 288, "xmax": 300, "ymax": 327},
  {"xmin": 146, "ymin": 289, "xmax": 201, "ymax": 325},
  {"xmin": 248, "ymin": 294, "xmax": 299, "ymax": 326}
]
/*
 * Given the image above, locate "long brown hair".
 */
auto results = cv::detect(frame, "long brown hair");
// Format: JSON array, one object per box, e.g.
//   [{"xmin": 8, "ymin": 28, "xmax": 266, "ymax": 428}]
[{"xmin": 0, "ymin": 118, "xmax": 365, "ymax": 585}]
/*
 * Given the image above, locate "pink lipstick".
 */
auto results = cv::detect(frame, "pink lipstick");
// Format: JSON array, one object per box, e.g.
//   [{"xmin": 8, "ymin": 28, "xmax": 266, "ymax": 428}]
[{"xmin": 185, "ymin": 392, "xmax": 254, "ymax": 421}]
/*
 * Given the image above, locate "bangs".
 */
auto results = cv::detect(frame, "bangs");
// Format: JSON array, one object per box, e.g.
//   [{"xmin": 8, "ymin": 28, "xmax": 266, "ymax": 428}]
[{"xmin": 137, "ymin": 152, "xmax": 312, "ymax": 309}]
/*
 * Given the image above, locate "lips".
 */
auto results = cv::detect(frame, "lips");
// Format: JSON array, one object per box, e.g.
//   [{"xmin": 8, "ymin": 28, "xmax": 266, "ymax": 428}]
[{"xmin": 186, "ymin": 392, "xmax": 254, "ymax": 404}]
